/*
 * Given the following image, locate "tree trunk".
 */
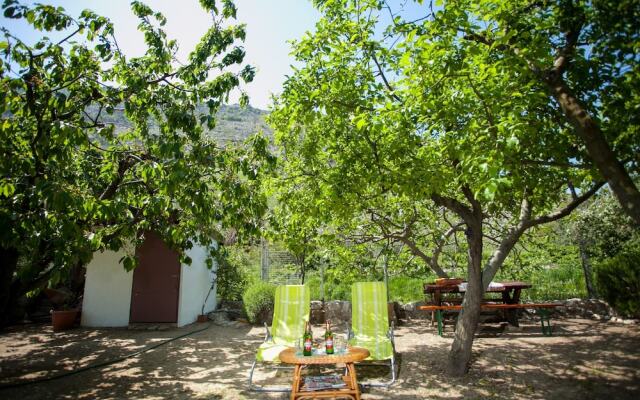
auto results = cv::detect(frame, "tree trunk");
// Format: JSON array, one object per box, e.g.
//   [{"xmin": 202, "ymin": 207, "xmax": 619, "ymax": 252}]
[
  {"xmin": 447, "ymin": 221, "xmax": 483, "ymax": 376},
  {"xmin": 548, "ymin": 78, "xmax": 640, "ymax": 225},
  {"xmin": 0, "ymin": 245, "xmax": 19, "ymax": 326},
  {"xmin": 568, "ymin": 184, "xmax": 597, "ymax": 298},
  {"xmin": 577, "ymin": 241, "xmax": 596, "ymax": 298}
]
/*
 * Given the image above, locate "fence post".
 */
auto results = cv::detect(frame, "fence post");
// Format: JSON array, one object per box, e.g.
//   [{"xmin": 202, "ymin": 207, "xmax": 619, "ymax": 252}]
[{"xmin": 260, "ymin": 238, "xmax": 269, "ymax": 281}]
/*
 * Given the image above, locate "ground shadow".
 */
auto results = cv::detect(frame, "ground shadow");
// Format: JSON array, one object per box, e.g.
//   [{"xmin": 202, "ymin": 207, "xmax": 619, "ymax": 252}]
[{"xmin": 0, "ymin": 318, "xmax": 638, "ymax": 399}]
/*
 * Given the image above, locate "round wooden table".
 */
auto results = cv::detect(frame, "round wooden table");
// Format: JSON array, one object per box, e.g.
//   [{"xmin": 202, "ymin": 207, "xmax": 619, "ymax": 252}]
[{"xmin": 279, "ymin": 347, "xmax": 370, "ymax": 400}]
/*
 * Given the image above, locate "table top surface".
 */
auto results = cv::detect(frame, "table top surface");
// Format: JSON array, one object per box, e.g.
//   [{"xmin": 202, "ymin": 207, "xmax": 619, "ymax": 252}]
[
  {"xmin": 279, "ymin": 347, "xmax": 370, "ymax": 365},
  {"xmin": 424, "ymin": 281, "xmax": 531, "ymax": 293}
]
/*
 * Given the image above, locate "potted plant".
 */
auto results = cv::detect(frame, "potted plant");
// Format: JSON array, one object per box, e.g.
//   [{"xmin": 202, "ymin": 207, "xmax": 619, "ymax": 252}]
[
  {"xmin": 44, "ymin": 287, "xmax": 80, "ymax": 332},
  {"xmin": 51, "ymin": 307, "xmax": 80, "ymax": 332}
]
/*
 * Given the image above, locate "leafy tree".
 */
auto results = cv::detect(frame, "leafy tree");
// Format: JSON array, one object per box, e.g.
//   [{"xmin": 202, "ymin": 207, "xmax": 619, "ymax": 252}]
[
  {"xmin": 265, "ymin": 186, "xmax": 323, "ymax": 283},
  {"xmin": 573, "ymin": 186, "xmax": 638, "ymax": 260},
  {"xmin": 446, "ymin": 0, "xmax": 640, "ymax": 224},
  {"xmin": 269, "ymin": 0, "xmax": 608, "ymax": 375},
  {"xmin": 0, "ymin": 0, "xmax": 273, "ymax": 324}
]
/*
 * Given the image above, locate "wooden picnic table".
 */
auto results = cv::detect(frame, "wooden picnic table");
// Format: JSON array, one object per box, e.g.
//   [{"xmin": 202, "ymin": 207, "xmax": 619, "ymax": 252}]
[{"xmin": 423, "ymin": 281, "xmax": 533, "ymax": 326}]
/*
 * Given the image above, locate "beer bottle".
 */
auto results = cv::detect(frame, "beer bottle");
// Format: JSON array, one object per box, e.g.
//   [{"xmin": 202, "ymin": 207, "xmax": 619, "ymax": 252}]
[
  {"xmin": 324, "ymin": 319, "xmax": 334, "ymax": 354},
  {"xmin": 303, "ymin": 321, "xmax": 313, "ymax": 356}
]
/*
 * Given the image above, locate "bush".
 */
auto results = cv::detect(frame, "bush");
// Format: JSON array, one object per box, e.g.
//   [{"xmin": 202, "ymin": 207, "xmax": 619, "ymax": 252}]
[
  {"xmin": 327, "ymin": 282, "xmax": 352, "ymax": 301},
  {"xmin": 305, "ymin": 275, "xmax": 323, "ymax": 300},
  {"xmin": 388, "ymin": 276, "xmax": 425, "ymax": 304},
  {"xmin": 216, "ymin": 246, "xmax": 259, "ymax": 301},
  {"xmin": 594, "ymin": 237, "xmax": 640, "ymax": 318},
  {"xmin": 242, "ymin": 281, "xmax": 276, "ymax": 324}
]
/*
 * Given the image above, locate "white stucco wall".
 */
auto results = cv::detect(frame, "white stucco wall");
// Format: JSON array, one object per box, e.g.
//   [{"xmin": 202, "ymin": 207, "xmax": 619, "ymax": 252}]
[
  {"xmin": 81, "ymin": 249, "xmax": 133, "ymax": 327},
  {"xmin": 177, "ymin": 244, "xmax": 218, "ymax": 327}
]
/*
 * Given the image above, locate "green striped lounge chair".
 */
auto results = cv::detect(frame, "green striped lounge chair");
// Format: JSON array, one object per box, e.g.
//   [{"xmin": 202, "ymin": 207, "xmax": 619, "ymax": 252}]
[
  {"xmin": 248, "ymin": 284, "xmax": 310, "ymax": 392},
  {"xmin": 348, "ymin": 281, "xmax": 397, "ymax": 387}
]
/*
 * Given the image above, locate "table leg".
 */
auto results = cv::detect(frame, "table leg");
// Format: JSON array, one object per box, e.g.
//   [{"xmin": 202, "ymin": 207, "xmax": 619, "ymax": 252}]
[
  {"xmin": 503, "ymin": 289, "xmax": 521, "ymax": 327},
  {"xmin": 290, "ymin": 364, "xmax": 302, "ymax": 400},
  {"xmin": 431, "ymin": 291, "xmax": 442, "ymax": 326},
  {"xmin": 346, "ymin": 362, "xmax": 361, "ymax": 400}
]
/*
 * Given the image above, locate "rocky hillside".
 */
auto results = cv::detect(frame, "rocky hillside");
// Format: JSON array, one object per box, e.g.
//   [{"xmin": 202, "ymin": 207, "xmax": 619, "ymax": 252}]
[
  {"xmin": 206, "ymin": 104, "xmax": 272, "ymax": 143},
  {"xmin": 89, "ymin": 104, "xmax": 272, "ymax": 144}
]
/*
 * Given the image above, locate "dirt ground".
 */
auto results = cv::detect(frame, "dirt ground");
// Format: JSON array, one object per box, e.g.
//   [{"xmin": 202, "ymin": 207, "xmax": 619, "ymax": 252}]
[{"xmin": 0, "ymin": 317, "xmax": 638, "ymax": 399}]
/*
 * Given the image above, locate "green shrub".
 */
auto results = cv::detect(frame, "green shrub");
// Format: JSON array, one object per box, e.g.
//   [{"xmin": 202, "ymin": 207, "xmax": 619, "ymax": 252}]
[
  {"xmin": 594, "ymin": 237, "xmax": 640, "ymax": 318},
  {"xmin": 520, "ymin": 264, "xmax": 587, "ymax": 301},
  {"xmin": 305, "ymin": 275, "xmax": 323, "ymax": 300},
  {"xmin": 242, "ymin": 281, "xmax": 276, "ymax": 323},
  {"xmin": 495, "ymin": 238, "xmax": 587, "ymax": 301},
  {"xmin": 327, "ymin": 282, "xmax": 352, "ymax": 301},
  {"xmin": 388, "ymin": 276, "xmax": 425, "ymax": 304},
  {"xmin": 216, "ymin": 246, "xmax": 260, "ymax": 301}
]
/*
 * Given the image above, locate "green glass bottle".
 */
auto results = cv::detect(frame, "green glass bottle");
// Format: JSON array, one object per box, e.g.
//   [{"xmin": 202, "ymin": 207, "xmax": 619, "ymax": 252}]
[
  {"xmin": 303, "ymin": 321, "xmax": 313, "ymax": 356},
  {"xmin": 324, "ymin": 319, "xmax": 334, "ymax": 354}
]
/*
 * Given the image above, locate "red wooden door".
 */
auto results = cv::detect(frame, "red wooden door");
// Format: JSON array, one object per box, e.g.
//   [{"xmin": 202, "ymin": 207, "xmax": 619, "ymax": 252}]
[{"xmin": 130, "ymin": 232, "xmax": 180, "ymax": 323}]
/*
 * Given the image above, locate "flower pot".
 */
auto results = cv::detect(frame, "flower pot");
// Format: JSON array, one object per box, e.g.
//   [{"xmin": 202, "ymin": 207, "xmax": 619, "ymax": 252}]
[
  {"xmin": 197, "ymin": 314, "xmax": 209, "ymax": 323},
  {"xmin": 51, "ymin": 309, "xmax": 79, "ymax": 332}
]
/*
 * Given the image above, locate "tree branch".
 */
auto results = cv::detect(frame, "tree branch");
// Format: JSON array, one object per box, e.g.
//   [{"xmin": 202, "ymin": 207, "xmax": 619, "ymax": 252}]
[
  {"xmin": 370, "ymin": 52, "xmax": 403, "ymax": 103},
  {"xmin": 525, "ymin": 181, "xmax": 605, "ymax": 228},
  {"xmin": 431, "ymin": 193, "xmax": 474, "ymax": 223}
]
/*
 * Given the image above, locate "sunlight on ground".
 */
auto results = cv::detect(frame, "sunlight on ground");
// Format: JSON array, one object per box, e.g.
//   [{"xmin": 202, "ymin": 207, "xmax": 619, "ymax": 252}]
[{"xmin": 0, "ymin": 319, "xmax": 638, "ymax": 399}]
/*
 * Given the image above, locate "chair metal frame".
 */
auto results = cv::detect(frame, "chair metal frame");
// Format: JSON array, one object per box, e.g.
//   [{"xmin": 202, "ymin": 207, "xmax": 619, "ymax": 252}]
[
  {"xmin": 247, "ymin": 322, "xmax": 294, "ymax": 392},
  {"xmin": 348, "ymin": 321, "xmax": 397, "ymax": 388}
]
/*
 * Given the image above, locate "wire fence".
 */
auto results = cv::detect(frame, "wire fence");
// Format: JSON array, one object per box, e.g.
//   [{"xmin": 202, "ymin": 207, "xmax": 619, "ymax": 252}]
[{"xmin": 260, "ymin": 240, "xmax": 302, "ymax": 285}]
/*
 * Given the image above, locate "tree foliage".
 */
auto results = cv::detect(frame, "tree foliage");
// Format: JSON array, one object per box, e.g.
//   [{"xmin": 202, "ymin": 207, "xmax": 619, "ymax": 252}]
[
  {"xmin": 572, "ymin": 187, "xmax": 638, "ymax": 260},
  {"xmin": 268, "ymin": 0, "xmax": 623, "ymax": 375},
  {"xmin": 594, "ymin": 237, "xmax": 640, "ymax": 318},
  {"xmin": 0, "ymin": 0, "xmax": 273, "ymax": 323}
]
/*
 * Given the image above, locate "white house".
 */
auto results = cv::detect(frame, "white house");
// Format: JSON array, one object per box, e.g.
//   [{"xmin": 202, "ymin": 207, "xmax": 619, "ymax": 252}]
[{"xmin": 81, "ymin": 232, "xmax": 217, "ymax": 327}]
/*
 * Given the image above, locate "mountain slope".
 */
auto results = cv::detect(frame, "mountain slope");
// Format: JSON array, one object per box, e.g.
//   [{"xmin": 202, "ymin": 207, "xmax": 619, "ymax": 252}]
[{"xmin": 89, "ymin": 104, "xmax": 272, "ymax": 143}]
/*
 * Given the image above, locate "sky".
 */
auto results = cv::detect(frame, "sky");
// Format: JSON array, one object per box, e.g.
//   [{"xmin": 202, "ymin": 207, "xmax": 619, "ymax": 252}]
[{"xmin": 0, "ymin": 0, "xmax": 322, "ymax": 110}]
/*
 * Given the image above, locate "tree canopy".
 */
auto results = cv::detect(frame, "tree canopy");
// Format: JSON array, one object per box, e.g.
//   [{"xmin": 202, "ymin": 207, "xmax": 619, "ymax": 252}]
[
  {"xmin": 268, "ymin": 0, "xmax": 629, "ymax": 375},
  {"xmin": 0, "ymin": 0, "xmax": 273, "ymax": 323}
]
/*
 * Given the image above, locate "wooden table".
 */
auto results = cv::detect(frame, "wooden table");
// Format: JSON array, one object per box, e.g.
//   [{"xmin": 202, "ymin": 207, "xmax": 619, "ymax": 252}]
[
  {"xmin": 279, "ymin": 347, "xmax": 370, "ymax": 400},
  {"xmin": 424, "ymin": 281, "xmax": 532, "ymax": 326}
]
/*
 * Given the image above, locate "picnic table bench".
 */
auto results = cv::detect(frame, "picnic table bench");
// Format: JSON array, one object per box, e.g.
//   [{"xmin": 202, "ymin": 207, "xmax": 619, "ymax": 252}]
[
  {"xmin": 424, "ymin": 281, "xmax": 534, "ymax": 326},
  {"xmin": 418, "ymin": 303, "xmax": 562, "ymax": 336}
]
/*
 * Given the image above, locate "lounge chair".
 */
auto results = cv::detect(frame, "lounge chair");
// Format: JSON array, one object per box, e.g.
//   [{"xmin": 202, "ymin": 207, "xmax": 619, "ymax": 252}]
[
  {"xmin": 348, "ymin": 281, "xmax": 397, "ymax": 387},
  {"xmin": 248, "ymin": 284, "xmax": 310, "ymax": 392}
]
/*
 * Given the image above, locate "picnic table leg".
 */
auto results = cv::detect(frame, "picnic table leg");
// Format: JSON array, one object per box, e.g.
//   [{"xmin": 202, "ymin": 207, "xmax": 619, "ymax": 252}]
[
  {"xmin": 538, "ymin": 309, "xmax": 553, "ymax": 336},
  {"xmin": 503, "ymin": 289, "xmax": 521, "ymax": 327},
  {"xmin": 431, "ymin": 291, "xmax": 442, "ymax": 326}
]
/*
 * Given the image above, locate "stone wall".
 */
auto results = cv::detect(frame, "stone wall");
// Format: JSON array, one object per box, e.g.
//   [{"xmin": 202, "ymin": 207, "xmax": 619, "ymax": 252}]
[
  {"xmin": 554, "ymin": 298, "xmax": 617, "ymax": 320},
  {"xmin": 310, "ymin": 301, "xmax": 325, "ymax": 324},
  {"xmin": 324, "ymin": 301, "xmax": 351, "ymax": 327},
  {"xmin": 216, "ymin": 297, "xmax": 638, "ymax": 327}
]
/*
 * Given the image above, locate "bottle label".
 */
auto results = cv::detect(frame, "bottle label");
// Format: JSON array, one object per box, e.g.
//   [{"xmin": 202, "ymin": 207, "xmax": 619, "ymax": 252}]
[
  {"xmin": 304, "ymin": 339, "xmax": 312, "ymax": 351},
  {"xmin": 326, "ymin": 339, "xmax": 333, "ymax": 348}
]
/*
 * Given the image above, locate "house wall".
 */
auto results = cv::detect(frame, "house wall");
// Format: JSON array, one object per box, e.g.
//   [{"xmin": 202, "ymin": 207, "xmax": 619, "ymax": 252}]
[
  {"xmin": 81, "ymin": 249, "xmax": 133, "ymax": 327},
  {"xmin": 177, "ymin": 243, "xmax": 218, "ymax": 327}
]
